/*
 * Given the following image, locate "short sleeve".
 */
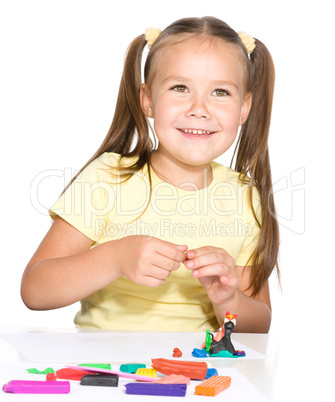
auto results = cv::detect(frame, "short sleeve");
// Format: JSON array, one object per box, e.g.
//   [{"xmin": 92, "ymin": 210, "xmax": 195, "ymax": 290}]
[
  {"xmin": 235, "ymin": 186, "xmax": 262, "ymax": 267},
  {"xmin": 49, "ymin": 153, "xmax": 120, "ymax": 241}
]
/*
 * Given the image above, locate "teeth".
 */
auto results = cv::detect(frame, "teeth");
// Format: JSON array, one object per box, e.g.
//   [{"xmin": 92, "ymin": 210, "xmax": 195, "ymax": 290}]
[{"xmin": 182, "ymin": 129, "xmax": 212, "ymax": 135}]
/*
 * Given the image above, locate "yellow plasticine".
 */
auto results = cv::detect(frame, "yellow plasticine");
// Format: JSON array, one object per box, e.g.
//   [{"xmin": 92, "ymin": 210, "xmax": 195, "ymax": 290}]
[{"xmin": 135, "ymin": 368, "xmax": 157, "ymax": 378}]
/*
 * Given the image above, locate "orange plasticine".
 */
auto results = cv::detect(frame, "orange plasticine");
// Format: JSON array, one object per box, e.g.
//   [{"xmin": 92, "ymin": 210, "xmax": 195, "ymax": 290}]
[{"xmin": 195, "ymin": 375, "xmax": 231, "ymax": 396}]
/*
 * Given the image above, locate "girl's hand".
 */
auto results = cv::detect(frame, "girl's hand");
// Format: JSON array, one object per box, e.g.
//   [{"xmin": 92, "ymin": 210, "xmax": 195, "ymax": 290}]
[
  {"xmin": 115, "ymin": 235, "xmax": 188, "ymax": 287},
  {"xmin": 184, "ymin": 246, "xmax": 239, "ymax": 305}
]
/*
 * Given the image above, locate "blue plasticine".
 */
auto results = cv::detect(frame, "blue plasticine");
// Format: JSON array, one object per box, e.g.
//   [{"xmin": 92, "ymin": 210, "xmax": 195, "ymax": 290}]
[
  {"xmin": 192, "ymin": 348, "xmax": 208, "ymax": 358},
  {"xmin": 192, "ymin": 347, "xmax": 245, "ymax": 358},
  {"xmin": 206, "ymin": 368, "xmax": 218, "ymax": 379},
  {"xmin": 124, "ymin": 383, "xmax": 187, "ymax": 396}
]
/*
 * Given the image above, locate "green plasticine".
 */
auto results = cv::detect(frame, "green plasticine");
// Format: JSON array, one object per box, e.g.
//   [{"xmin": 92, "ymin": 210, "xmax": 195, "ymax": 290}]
[
  {"xmin": 119, "ymin": 363, "xmax": 146, "ymax": 373},
  {"xmin": 78, "ymin": 363, "xmax": 112, "ymax": 370},
  {"xmin": 27, "ymin": 367, "xmax": 55, "ymax": 374},
  {"xmin": 208, "ymin": 350, "xmax": 238, "ymax": 358}
]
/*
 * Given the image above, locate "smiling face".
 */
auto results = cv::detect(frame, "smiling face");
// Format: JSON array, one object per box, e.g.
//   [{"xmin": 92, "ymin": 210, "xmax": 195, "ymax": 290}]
[{"xmin": 141, "ymin": 36, "xmax": 252, "ymax": 174}]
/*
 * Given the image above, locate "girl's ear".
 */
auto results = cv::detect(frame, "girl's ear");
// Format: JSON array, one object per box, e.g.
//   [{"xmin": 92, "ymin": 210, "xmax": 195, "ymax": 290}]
[
  {"xmin": 140, "ymin": 84, "xmax": 154, "ymax": 118},
  {"xmin": 239, "ymin": 92, "xmax": 252, "ymax": 126}
]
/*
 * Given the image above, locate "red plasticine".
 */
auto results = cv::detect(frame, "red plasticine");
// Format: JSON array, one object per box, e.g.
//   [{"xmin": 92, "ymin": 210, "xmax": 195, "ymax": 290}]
[
  {"xmin": 46, "ymin": 373, "xmax": 57, "ymax": 381},
  {"xmin": 55, "ymin": 368, "xmax": 91, "ymax": 381},
  {"xmin": 195, "ymin": 375, "xmax": 231, "ymax": 396},
  {"xmin": 151, "ymin": 358, "xmax": 207, "ymax": 380},
  {"xmin": 172, "ymin": 347, "xmax": 182, "ymax": 357}
]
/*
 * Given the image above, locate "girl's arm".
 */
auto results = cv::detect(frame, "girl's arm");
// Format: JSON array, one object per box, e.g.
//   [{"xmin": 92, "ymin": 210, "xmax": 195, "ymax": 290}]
[
  {"xmin": 184, "ymin": 247, "xmax": 271, "ymax": 333},
  {"xmin": 21, "ymin": 216, "xmax": 187, "ymax": 310},
  {"xmin": 212, "ymin": 267, "xmax": 271, "ymax": 333}
]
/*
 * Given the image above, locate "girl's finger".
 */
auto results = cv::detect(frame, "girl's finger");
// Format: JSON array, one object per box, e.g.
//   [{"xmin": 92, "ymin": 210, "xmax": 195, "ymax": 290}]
[
  {"xmin": 192, "ymin": 264, "xmax": 230, "ymax": 278},
  {"xmin": 185, "ymin": 252, "xmax": 233, "ymax": 270}
]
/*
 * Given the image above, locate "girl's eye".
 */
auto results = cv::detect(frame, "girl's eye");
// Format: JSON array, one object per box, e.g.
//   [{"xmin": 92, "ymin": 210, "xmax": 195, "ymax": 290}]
[
  {"xmin": 172, "ymin": 85, "xmax": 188, "ymax": 93},
  {"xmin": 213, "ymin": 88, "xmax": 229, "ymax": 96}
]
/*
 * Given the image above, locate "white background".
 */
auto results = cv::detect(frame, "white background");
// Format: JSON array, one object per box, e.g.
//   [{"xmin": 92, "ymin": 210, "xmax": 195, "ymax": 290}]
[{"xmin": 0, "ymin": 0, "xmax": 334, "ymax": 336}]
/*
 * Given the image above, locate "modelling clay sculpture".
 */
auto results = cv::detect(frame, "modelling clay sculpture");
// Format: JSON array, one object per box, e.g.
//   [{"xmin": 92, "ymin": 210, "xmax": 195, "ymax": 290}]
[
  {"xmin": 204, "ymin": 312, "xmax": 246, "ymax": 357},
  {"xmin": 195, "ymin": 375, "xmax": 231, "ymax": 396},
  {"xmin": 151, "ymin": 358, "xmax": 207, "ymax": 380},
  {"xmin": 210, "ymin": 320, "xmax": 236, "ymax": 355}
]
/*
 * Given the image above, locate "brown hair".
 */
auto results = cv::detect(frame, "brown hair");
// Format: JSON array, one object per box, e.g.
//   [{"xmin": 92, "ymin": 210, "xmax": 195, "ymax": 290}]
[{"xmin": 65, "ymin": 16, "xmax": 280, "ymax": 296}]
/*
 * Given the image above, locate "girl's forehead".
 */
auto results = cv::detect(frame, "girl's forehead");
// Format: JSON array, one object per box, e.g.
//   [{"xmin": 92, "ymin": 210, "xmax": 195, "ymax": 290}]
[
  {"xmin": 153, "ymin": 37, "xmax": 245, "ymax": 80},
  {"xmin": 164, "ymin": 35, "xmax": 236, "ymax": 57},
  {"xmin": 153, "ymin": 36, "xmax": 244, "ymax": 72}
]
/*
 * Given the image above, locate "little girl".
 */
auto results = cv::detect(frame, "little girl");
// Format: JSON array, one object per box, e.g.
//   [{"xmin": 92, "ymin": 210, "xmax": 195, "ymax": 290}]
[{"xmin": 21, "ymin": 16, "xmax": 280, "ymax": 333}]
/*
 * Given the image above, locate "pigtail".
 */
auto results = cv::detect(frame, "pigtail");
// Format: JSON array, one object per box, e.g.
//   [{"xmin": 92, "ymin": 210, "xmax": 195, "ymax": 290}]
[
  {"xmin": 92, "ymin": 34, "xmax": 154, "ymax": 172},
  {"xmin": 62, "ymin": 35, "xmax": 153, "ymax": 192},
  {"xmin": 233, "ymin": 39, "xmax": 280, "ymax": 295}
]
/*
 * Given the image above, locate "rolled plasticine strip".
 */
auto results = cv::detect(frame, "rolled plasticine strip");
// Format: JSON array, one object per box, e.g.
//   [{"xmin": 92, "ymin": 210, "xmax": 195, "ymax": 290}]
[
  {"xmin": 125, "ymin": 382, "xmax": 187, "ymax": 396},
  {"xmin": 151, "ymin": 358, "xmax": 208, "ymax": 380},
  {"xmin": 195, "ymin": 375, "xmax": 231, "ymax": 396}
]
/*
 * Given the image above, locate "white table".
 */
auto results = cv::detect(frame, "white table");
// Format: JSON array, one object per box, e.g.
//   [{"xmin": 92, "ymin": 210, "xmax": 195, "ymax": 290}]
[{"xmin": 0, "ymin": 328, "xmax": 332, "ymax": 401}]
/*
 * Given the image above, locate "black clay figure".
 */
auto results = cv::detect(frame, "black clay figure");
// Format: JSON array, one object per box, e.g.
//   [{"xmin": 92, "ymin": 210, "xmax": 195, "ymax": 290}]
[{"xmin": 210, "ymin": 320, "xmax": 236, "ymax": 356}]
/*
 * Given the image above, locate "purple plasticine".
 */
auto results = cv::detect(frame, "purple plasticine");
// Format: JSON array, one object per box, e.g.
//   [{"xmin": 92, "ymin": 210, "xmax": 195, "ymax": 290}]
[
  {"xmin": 2, "ymin": 380, "xmax": 70, "ymax": 394},
  {"xmin": 125, "ymin": 383, "xmax": 187, "ymax": 396}
]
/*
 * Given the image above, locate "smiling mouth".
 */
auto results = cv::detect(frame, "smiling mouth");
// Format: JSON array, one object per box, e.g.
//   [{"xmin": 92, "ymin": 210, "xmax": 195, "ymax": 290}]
[{"xmin": 178, "ymin": 128, "xmax": 215, "ymax": 135}]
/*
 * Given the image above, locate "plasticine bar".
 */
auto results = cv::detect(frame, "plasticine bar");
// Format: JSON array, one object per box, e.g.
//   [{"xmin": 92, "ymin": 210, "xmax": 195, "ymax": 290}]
[
  {"xmin": 80, "ymin": 374, "xmax": 119, "ymax": 387},
  {"xmin": 125, "ymin": 382, "xmax": 187, "ymax": 396},
  {"xmin": 195, "ymin": 375, "xmax": 231, "ymax": 396},
  {"xmin": 56, "ymin": 368, "xmax": 91, "ymax": 380},
  {"xmin": 120, "ymin": 363, "xmax": 146, "ymax": 373},
  {"xmin": 151, "ymin": 358, "xmax": 207, "ymax": 380},
  {"xmin": 136, "ymin": 368, "xmax": 157, "ymax": 378},
  {"xmin": 2, "ymin": 380, "xmax": 70, "ymax": 394}
]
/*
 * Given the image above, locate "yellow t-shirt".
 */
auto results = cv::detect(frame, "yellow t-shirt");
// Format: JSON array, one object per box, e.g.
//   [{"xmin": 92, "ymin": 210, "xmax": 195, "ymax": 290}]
[{"xmin": 49, "ymin": 152, "xmax": 261, "ymax": 331}]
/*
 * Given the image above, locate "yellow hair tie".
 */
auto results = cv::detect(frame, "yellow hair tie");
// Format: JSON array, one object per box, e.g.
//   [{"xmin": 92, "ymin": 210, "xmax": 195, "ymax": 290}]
[
  {"xmin": 145, "ymin": 27, "xmax": 162, "ymax": 49},
  {"xmin": 238, "ymin": 31, "xmax": 256, "ymax": 54}
]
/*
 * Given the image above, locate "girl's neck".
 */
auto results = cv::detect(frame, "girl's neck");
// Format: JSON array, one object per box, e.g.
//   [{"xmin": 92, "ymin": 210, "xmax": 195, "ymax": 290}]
[{"xmin": 150, "ymin": 151, "xmax": 213, "ymax": 191}]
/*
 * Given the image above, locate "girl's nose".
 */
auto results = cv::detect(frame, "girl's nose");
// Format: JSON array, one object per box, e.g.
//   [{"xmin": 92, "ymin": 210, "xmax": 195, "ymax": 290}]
[{"xmin": 186, "ymin": 98, "xmax": 211, "ymax": 119}]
